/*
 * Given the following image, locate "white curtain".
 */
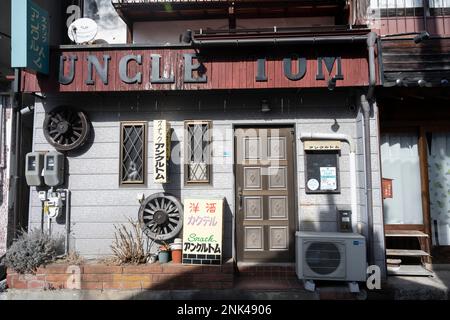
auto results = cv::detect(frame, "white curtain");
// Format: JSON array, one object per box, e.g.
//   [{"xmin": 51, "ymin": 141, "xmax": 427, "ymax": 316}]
[
  {"xmin": 381, "ymin": 133, "xmax": 423, "ymax": 224},
  {"xmin": 428, "ymin": 133, "xmax": 450, "ymax": 246}
]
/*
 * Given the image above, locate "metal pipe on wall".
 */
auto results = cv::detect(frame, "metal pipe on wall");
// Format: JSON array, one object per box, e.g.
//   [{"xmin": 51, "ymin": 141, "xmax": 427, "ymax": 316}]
[
  {"xmin": 360, "ymin": 94, "xmax": 374, "ymax": 266},
  {"xmin": 57, "ymin": 189, "xmax": 71, "ymax": 255},
  {"xmin": 0, "ymin": 96, "xmax": 4, "ymax": 204},
  {"xmin": 11, "ymin": 68, "xmax": 22, "ymax": 241},
  {"xmin": 192, "ymin": 35, "xmax": 370, "ymax": 48},
  {"xmin": 361, "ymin": 31, "xmax": 378, "ymax": 266}
]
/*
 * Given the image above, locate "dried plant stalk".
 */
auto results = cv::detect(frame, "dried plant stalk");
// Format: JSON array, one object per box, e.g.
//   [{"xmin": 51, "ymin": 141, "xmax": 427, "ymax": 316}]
[{"xmin": 111, "ymin": 218, "xmax": 149, "ymax": 265}]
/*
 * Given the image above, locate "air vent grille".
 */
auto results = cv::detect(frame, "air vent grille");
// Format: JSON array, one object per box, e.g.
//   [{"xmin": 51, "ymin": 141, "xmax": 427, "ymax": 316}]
[{"xmin": 305, "ymin": 242, "xmax": 341, "ymax": 275}]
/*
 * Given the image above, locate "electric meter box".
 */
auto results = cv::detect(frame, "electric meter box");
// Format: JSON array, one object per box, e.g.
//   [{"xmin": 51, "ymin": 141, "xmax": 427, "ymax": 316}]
[
  {"xmin": 337, "ymin": 207, "xmax": 353, "ymax": 233},
  {"xmin": 25, "ymin": 152, "xmax": 44, "ymax": 186},
  {"xmin": 44, "ymin": 151, "xmax": 65, "ymax": 187}
]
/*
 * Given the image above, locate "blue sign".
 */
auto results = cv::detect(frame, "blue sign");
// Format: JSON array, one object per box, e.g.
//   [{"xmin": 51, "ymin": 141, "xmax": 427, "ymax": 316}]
[{"xmin": 11, "ymin": 0, "xmax": 50, "ymax": 74}]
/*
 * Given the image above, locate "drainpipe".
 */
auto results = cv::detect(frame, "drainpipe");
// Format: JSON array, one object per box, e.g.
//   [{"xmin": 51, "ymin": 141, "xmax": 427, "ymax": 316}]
[
  {"xmin": 0, "ymin": 96, "xmax": 4, "ymax": 202},
  {"xmin": 362, "ymin": 31, "xmax": 378, "ymax": 266},
  {"xmin": 299, "ymin": 133, "xmax": 358, "ymax": 233},
  {"xmin": 56, "ymin": 188, "xmax": 71, "ymax": 256},
  {"xmin": 12, "ymin": 68, "xmax": 22, "ymax": 241},
  {"xmin": 366, "ymin": 32, "xmax": 377, "ymax": 101},
  {"xmin": 423, "ymin": 0, "xmax": 429, "ymax": 33},
  {"xmin": 191, "ymin": 35, "xmax": 370, "ymax": 47}
]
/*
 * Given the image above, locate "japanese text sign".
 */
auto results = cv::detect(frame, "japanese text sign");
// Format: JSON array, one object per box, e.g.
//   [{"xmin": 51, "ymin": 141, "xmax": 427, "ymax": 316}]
[
  {"xmin": 12, "ymin": 0, "xmax": 50, "ymax": 74},
  {"xmin": 182, "ymin": 199, "xmax": 224, "ymax": 265},
  {"xmin": 153, "ymin": 120, "xmax": 170, "ymax": 183},
  {"xmin": 304, "ymin": 140, "xmax": 341, "ymax": 151},
  {"xmin": 382, "ymin": 178, "xmax": 393, "ymax": 199}
]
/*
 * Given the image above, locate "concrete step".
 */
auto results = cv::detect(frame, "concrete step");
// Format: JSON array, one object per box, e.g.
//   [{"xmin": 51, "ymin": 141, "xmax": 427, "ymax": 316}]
[
  {"xmin": 386, "ymin": 249, "xmax": 430, "ymax": 257},
  {"xmin": 387, "ymin": 265, "xmax": 434, "ymax": 276},
  {"xmin": 385, "ymin": 230, "xmax": 428, "ymax": 238}
]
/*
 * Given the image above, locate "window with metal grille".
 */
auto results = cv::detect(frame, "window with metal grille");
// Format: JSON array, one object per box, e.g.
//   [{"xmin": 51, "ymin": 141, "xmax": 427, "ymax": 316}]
[
  {"xmin": 185, "ymin": 121, "xmax": 212, "ymax": 184},
  {"xmin": 120, "ymin": 122, "xmax": 147, "ymax": 185},
  {"xmin": 370, "ymin": 0, "xmax": 425, "ymax": 17}
]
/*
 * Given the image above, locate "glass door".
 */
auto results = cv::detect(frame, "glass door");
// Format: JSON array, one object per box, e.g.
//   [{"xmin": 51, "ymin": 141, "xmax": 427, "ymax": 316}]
[{"xmin": 381, "ymin": 132, "xmax": 424, "ymax": 225}]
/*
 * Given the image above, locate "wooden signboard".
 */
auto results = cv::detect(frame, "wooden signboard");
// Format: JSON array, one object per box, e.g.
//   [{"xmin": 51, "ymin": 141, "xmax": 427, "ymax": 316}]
[
  {"xmin": 382, "ymin": 178, "xmax": 393, "ymax": 199},
  {"xmin": 304, "ymin": 140, "xmax": 341, "ymax": 151},
  {"xmin": 153, "ymin": 120, "xmax": 170, "ymax": 183},
  {"xmin": 20, "ymin": 46, "xmax": 373, "ymax": 93},
  {"xmin": 182, "ymin": 198, "xmax": 224, "ymax": 265}
]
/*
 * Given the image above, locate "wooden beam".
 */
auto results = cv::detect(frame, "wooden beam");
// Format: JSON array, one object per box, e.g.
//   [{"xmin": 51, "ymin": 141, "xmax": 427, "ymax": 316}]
[{"xmin": 418, "ymin": 127, "xmax": 432, "ymax": 263}]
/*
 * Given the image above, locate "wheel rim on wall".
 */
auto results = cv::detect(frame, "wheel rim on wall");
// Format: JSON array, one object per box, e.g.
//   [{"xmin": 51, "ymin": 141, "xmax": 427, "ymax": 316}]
[
  {"xmin": 43, "ymin": 106, "xmax": 91, "ymax": 152},
  {"xmin": 138, "ymin": 193, "xmax": 183, "ymax": 241}
]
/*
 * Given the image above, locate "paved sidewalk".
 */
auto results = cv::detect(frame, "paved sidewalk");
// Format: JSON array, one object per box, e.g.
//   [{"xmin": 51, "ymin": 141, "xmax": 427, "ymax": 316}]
[{"xmin": 1, "ymin": 269, "xmax": 449, "ymax": 300}]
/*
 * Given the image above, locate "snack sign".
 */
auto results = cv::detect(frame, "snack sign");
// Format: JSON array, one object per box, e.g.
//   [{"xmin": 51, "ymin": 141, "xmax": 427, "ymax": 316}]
[{"xmin": 182, "ymin": 198, "xmax": 223, "ymax": 265}]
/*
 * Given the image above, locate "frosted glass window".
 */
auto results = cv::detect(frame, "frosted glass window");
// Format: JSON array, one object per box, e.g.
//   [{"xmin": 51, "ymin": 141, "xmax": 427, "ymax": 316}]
[
  {"xmin": 381, "ymin": 133, "xmax": 423, "ymax": 224},
  {"xmin": 370, "ymin": 0, "xmax": 423, "ymax": 8},
  {"xmin": 428, "ymin": 133, "xmax": 450, "ymax": 246},
  {"xmin": 429, "ymin": 0, "xmax": 450, "ymax": 8}
]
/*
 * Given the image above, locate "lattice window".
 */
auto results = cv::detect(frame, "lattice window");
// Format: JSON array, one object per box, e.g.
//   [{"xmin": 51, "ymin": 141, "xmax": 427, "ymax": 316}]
[
  {"xmin": 185, "ymin": 121, "xmax": 211, "ymax": 184},
  {"xmin": 120, "ymin": 122, "xmax": 147, "ymax": 185}
]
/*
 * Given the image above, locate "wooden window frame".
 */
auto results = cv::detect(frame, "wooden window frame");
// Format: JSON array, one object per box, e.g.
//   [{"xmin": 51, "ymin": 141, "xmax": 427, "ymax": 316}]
[
  {"xmin": 184, "ymin": 120, "xmax": 212, "ymax": 185},
  {"xmin": 119, "ymin": 121, "xmax": 147, "ymax": 186}
]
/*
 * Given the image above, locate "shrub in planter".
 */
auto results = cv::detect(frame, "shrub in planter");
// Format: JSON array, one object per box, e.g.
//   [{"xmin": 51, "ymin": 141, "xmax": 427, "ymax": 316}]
[
  {"xmin": 111, "ymin": 219, "xmax": 150, "ymax": 264},
  {"xmin": 4, "ymin": 229, "xmax": 63, "ymax": 274}
]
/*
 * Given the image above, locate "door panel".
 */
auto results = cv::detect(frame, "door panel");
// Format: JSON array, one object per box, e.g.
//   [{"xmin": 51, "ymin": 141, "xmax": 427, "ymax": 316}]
[
  {"xmin": 235, "ymin": 127, "xmax": 296, "ymax": 262},
  {"xmin": 380, "ymin": 132, "xmax": 424, "ymax": 224}
]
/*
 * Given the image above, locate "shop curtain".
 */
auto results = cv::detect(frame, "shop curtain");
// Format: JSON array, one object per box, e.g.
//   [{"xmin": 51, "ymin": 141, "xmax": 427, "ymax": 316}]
[
  {"xmin": 428, "ymin": 133, "xmax": 450, "ymax": 246},
  {"xmin": 381, "ymin": 133, "xmax": 423, "ymax": 224}
]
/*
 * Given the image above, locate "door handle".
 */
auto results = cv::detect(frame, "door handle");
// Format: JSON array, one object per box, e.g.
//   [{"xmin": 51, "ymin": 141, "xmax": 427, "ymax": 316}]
[{"xmin": 238, "ymin": 187, "xmax": 243, "ymax": 210}]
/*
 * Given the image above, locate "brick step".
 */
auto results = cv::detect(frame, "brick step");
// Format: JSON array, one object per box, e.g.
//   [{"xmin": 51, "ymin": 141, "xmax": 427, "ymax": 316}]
[{"xmin": 237, "ymin": 263, "xmax": 296, "ymax": 279}]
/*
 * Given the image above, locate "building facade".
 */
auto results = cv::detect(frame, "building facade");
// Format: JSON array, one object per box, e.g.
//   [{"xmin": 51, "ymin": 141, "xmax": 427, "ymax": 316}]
[
  {"xmin": 15, "ymin": 0, "xmax": 388, "ymax": 281},
  {"xmin": 0, "ymin": 0, "xmax": 13, "ymax": 258},
  {"xmin": 373, "ymin": 0, "xmax": 450, "ymax": 275}
]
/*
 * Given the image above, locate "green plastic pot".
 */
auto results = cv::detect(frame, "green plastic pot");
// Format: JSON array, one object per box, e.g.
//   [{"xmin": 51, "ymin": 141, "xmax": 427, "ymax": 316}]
[{"xmin": 158, "ymin": 250, "xmax": 171, "ymax": 263}]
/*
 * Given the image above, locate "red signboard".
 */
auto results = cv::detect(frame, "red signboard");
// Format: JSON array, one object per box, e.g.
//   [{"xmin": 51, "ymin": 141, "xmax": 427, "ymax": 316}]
[
  {"xmin": 21, "ymin": 47, "xmax": 374, "ymax": 93},
  {"xmin": 382, "ymin": 178, "xmax": 393, "ymax": 199}
]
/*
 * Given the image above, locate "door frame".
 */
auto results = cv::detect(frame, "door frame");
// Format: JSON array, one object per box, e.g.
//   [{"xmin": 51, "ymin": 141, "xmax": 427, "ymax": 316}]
[
  {"xmin": 380, "ymin": 124, "xmax": 450, "ymax": 259},
  {"xmin": 232, "ymin": 124, "xmax": 298, "ymax": 264}
]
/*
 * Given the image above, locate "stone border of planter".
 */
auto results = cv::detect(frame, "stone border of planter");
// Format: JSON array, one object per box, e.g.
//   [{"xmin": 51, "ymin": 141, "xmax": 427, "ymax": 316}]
[{"xmin": 6, "ymin": 260, "xmax": 234, "ymax": 291}]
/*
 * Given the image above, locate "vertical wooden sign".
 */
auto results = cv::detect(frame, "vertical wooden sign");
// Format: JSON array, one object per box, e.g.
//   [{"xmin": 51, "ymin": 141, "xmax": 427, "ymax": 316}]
[
  {"xmin": 182, "ymin": 198, "xmax": 224, "ymax": 265},
  {"xmin": 153, "ymin": 120, "xmax": 170, "ymax": 183}
]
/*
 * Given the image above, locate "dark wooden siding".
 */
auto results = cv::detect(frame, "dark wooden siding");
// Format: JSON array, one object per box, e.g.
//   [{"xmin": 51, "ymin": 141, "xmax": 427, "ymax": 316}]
[
  {"xmin": 381, "ymin": 37, "xmax": 450, "ymax": 87},
  {"xmin": 21, "ymin": 46, "xmax": 372, "ymax": 93}
]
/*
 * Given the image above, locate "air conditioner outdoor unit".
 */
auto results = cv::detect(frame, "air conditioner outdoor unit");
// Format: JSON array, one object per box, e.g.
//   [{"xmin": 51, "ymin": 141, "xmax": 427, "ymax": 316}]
[{"xmin": 295, "ymin": 231, "xmax": 367, "ymax": 282}]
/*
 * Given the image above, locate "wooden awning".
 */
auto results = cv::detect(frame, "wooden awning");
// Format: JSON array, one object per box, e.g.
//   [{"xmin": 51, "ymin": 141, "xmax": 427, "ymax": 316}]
[{"xmin": 381, "ymin": 37, "xmax": 450, "ymax": 87}]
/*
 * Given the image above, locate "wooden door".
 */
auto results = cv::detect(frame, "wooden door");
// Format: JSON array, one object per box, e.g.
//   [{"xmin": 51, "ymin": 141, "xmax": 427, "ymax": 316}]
[{"xmin": 235, "ymin": 127, "xmax": 296, "ymax": 262}]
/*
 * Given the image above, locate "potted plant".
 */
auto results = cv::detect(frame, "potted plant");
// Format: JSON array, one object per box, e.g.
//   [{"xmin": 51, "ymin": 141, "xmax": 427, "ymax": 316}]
[{"xmin": 158, "ymin": 242, "xmax": 171, "ymax": 264}]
